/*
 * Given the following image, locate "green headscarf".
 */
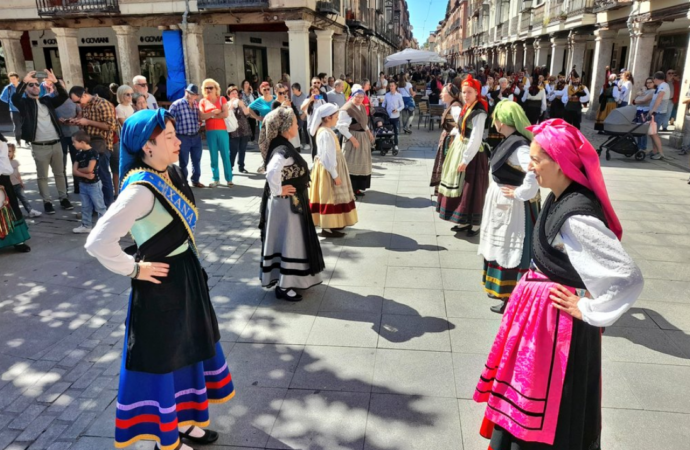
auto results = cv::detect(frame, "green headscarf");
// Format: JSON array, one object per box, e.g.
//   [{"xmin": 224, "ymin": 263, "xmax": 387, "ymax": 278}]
[{"xmin": 492, "ymin": 99, "xmax": 534, "ymax": 141}]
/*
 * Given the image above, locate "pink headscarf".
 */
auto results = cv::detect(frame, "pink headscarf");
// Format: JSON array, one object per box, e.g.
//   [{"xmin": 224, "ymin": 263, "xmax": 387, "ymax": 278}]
[{"xmin": 526, "ymin": 119, "xmax": 623, "ymax": 240}]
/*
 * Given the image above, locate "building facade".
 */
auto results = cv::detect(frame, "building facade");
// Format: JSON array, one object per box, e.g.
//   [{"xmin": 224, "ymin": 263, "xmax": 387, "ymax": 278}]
[
  {"xmin": 435, "ymin": 0, "xmax": 468, "ymax": 69},
  {"xmin": 431, "ymin": 0, "xmax": 690, "ymax": 146},
  {"xmin": 0, "ymin": 0, "xmax": 413, "ymax": 108}
]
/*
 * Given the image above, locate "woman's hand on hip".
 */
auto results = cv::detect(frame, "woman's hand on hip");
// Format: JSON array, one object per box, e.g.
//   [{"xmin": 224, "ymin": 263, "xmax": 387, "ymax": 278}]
[
  {"xmin": 500, "ymin": 186, "xmax": 517, "ymax": 199},
  {"xmin": 550, "ymin": 284, "xmax": 583, "ymax": 320},
  {"xmin": 457, "ymin": 163, "xmax": 467, "ymax": 173},
  {"xmin": 281, "ymin": 185, "xmax": 297, "ymax": 196},
  {"xmin": 137, "ymin": 262, "xmax": 170, "ymax": 284}
]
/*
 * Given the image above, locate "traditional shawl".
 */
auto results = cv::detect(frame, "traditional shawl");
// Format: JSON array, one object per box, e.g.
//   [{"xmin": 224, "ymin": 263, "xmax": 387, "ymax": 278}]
[
  {"xmin": 341, "ymin": 101, "xmax": 368, "ymax": 132},
  {"xmin": 258, "ymin": 106, "xmax": 296, "ymax": 163}
]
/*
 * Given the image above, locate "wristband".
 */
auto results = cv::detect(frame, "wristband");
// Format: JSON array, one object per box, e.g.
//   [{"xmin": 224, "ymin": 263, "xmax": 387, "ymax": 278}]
[{"xmin": 130, "ymin": 263, "xmax": 140, "ymax": 279}]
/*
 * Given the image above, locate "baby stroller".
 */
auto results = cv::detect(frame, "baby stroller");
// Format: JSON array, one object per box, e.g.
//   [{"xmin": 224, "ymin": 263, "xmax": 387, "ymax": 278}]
[
  {"xmin": 371, "ymin": 107, "xmax": 398, "ymax": 156},
  {"xmin": 597, "ymin": 105, "xmax": 649, "ymax": 161}
]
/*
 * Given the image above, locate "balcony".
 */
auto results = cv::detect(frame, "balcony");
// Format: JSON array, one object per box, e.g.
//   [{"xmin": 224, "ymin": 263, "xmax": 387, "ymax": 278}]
[
  {"xmin": 463, "ymin": 37, "xmax": 472, "ymax": 50},
  {"xmin": 345, "ymin": 8, "xmax": 372, "ymax": 30},
  {"xmin": 36, "ymin": 0, "xmax": 119, "ymax": 17},
  {"xmin": 316, "ymin": 0, "xmax": 341, "ymax": 15},
  {"xmin": 549, "ymin": 2, "xmax": 567, "ymax": 22},
  {"xmin": 197, "ymin": 0, "xmax": 269, "ymax": 9},
  {"xmin": 532, "ymin": 3, "xmax": 545, "ymax": 28},
  {"xmin": 593, "ymin": 0, "xmax": 632, "ymax": 12},
  {"xmin": 509, "ymin": 18, "xmax": 517, "ymax": 35},
  {"xmin": 520, "ymin": 12, "xmax": 531, "ymax": 33},
  {"xmin": 570, "ymin": 0, "xmax": 595, "ymax": 14}
]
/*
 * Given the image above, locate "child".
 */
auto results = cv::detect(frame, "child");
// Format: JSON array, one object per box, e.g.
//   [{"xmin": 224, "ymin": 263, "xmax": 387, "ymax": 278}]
[
  {"xmin": 8, "ymin": 143, "xmax": 42, "ymax": 218},
  {"xmin": 71, "ymin": 131, "xmax": 106, "ymax": 234}
]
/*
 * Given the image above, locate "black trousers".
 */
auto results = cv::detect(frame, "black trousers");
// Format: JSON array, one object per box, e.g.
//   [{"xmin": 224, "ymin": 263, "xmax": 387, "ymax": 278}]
[{"xmin": 563, "ymin": 108, "xmax": 582, "ymax": 130}]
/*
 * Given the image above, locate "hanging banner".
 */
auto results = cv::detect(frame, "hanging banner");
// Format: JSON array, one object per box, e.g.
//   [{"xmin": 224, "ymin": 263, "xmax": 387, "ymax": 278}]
[{"xmin": 162, "ymin": 30, "xmax": 186, "ymax": 102}]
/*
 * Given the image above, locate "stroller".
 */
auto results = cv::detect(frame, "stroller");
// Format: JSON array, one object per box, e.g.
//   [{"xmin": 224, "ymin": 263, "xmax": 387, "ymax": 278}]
[
  {"xmin": 371, "ymin": 107, "xmax": 398, "ymax": 156},
  {"xmin": 597, "ymin": 105, "xmax": 648, "ymax": 161}
]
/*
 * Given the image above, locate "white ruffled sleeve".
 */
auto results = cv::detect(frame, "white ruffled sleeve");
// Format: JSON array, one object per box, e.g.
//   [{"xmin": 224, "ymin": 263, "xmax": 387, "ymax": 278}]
[
  {"xmin": 560, "ymin": 215, "xmax": 644, "ymax": 327},
  {"xmin": 510, "ymin": 144, "xmax": 539, "ymax": 201},
  {"xmin": 266, "ymin": 151, "xmax": 294, "ymax": 196},
  {"xmin": 316, "ymin": 131, "xmax": 338, "ymax": 179},
  {"xmin": 460, "ymin": 112, "xmax": 487, "ymax": 166},
  {"xmin": 449, "ymin": 106, "xmax": 462, "ymax": 136},
  {"xmin": 336, "ymin": 110, "xmax": 353, "ymax": 140},
  {"xmin": 85, "ymin": 185, "xmax": 155, "ymax": 276}
]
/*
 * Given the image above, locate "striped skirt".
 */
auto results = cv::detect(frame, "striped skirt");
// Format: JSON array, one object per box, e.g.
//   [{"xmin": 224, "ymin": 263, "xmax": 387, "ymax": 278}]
[{"xmin": 115, "ymin": 310, "xmax": 234, "ymax": 449}]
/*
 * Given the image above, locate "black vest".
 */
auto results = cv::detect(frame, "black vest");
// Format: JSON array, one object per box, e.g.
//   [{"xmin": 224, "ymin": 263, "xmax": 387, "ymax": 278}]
[
  {"xmin": 489, "ymin": 134, "xmax": 529, "ymax": 186},
  {"xmin": 459, "ymin": 102, "xmax": 487, "ymax": 139},
  {"xmin": 532, "ymin": 183, "xmax": 608, "ymax": 289}
]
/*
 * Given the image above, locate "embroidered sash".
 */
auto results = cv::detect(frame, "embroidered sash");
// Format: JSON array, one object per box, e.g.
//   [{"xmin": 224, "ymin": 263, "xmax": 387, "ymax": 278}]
[{"xmin": 121, "ymin": 168, "xmax": 199, "ymax": 245}]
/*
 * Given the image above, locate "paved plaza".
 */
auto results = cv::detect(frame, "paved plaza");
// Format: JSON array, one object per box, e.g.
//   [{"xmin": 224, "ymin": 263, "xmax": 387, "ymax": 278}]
[{"xmin": 1, "ymin": 120, "xmax": 690, "ymax": 450}]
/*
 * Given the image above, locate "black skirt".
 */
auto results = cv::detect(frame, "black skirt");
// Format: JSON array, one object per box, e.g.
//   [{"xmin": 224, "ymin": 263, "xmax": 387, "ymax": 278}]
[
  {"xmin": 127, "ymin": 247, "xmax": 220, "ymax": 374},
  {"xmin": 486, "ymin": 318, "xmax": 602, "ymax": 450}
]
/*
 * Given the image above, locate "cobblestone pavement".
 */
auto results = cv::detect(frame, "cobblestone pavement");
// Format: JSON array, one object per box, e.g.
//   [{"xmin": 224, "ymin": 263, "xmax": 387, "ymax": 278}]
[{"xmin": 1, "ymin": 118, "xmax": 689, "ymax": 450}]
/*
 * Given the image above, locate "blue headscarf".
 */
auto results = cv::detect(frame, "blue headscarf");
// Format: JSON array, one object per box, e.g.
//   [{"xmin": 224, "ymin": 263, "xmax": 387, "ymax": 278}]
[{"xmin": 119, "ymin": 108, "xmax": 172, "ymax": 182}]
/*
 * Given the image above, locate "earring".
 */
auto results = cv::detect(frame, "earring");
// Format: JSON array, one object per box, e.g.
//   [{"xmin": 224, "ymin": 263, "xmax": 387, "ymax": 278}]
[{"xmin": 148, "ymin": 150, "xmax": 153, "ymax": 157}]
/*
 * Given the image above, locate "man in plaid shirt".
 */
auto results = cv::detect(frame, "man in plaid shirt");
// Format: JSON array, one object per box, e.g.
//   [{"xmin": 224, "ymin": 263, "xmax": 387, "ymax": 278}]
[
  {"xmin": 69, "ymin": 86, "xmax": 118, "ymax": 207},
  {"xmin": 169, "ymin": 84, "xmax": 205, "ymax": 188}
]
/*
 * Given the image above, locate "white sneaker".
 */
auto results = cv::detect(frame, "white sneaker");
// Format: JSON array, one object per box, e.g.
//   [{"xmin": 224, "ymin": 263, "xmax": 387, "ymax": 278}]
[
  {"xmin": 208, "ymin": 181, "xmax": 219, "ymax": 188},
  {"xmin": 28, "ymin": 210, "xmax": 42, "ymax": 218},
  {"xmin": 72, "ymin": 225, "xmax": 92, "ymax": 234}
]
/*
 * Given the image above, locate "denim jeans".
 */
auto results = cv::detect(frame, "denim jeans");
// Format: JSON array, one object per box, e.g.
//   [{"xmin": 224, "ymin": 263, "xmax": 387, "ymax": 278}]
[
  {"xmin": 90, "ymin": 138, "xmax": 114, "ymax": 207},
  {"xmin": 389, "ymin": 117, "xmax": 400, "ymax": 145},
  {"xmin": 230, "ymin": 135, "xmax": 249, "ymax": 171},
  {"xmin": 634, "ymin": 110, "xmax": 648, "ymax": 150},
  {"xmin": 656, "ymin": 110, "xmax": 671, "ymax": 130},
  {"xmin": 61, "ymin": 136, "xmax": 78, "ymax": 193},
  {"xmin": 13, "ymin": 184, "xmax": 34, "ymax": 214},
  {"xmin": 178, "ymin": 134, "xmax": 203, "ymax": 183},
  {"xmin": 79, "ymin": 181, "xmax": 106, "ymax": 228}
]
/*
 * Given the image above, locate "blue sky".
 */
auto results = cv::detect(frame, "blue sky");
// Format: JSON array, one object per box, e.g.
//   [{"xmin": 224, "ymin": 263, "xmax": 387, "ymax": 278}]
[{"xmin": 407, "ymin": 0, "xmax": 447, "ymax": 46}]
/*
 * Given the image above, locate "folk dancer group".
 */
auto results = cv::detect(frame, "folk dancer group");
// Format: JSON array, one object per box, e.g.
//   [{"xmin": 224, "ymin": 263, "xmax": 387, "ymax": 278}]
[{"xmin": 430, "ymin": 72, "xmax": 644, "ymax": 449}]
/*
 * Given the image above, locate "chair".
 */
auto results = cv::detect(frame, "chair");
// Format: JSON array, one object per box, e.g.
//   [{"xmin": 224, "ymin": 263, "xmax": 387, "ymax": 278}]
[
  {"xmin": 429, "ymin": 104, "xmax": 445, "ymax": 131},
  {"xmin": 417, "ymin": 100, "xmax": 430, "ymax": 129}
]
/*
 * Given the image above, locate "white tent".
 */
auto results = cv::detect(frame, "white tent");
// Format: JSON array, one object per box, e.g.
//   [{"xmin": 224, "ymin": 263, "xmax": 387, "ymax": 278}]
[{"xmin": 384, "ymin": 48, "xmax": 446, "ymax": 68}]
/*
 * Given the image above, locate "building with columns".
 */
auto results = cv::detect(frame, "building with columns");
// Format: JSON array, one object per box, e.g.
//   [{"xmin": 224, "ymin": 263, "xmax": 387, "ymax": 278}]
[
  {"xmin": 430, "ymin": 0, "xmax": 690, "ymax": 146},
  {"xmin": 0, "ymin": 0, "xmax": 413, "ymax": 120}
]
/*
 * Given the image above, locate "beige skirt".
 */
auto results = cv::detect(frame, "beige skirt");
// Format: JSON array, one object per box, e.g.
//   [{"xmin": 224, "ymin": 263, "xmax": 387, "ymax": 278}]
[
  {"xmin": 342, "ymin": 130, "xmax": 372, "ymax": 177},
  {"xmin": 310, "ymin": 150, "xmax": 358, "ymax": 229}
]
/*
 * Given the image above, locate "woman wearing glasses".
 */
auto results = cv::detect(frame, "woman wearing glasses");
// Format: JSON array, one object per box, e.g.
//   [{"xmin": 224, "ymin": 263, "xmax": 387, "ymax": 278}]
[
  {"xmin": 199, "ymin": 78, "xmax": 233, "ymax": 188},
  {"xmin": 247, "ymin": 81, "xmax": 276, "ymax": 131},
  {"xmin": 115, "ymin": 85, "xmax": 135, "ymax": 126}
]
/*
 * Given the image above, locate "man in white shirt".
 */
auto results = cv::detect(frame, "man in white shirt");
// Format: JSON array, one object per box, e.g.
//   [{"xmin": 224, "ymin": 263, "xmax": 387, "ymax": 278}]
[
  {"xmin": 133, "ymin": 75, "xmax": 158, "ymax": 110},
  {"xmin": 375, "ymin": 73, "xmax": 388, "ymax": 96},
  {"xmin": 382, "ymin": 81, "xmax": 404, "ymax": 151},
  {"xmin": 647, "ymin": 71, "xmax": 670, "ymax": 160}
]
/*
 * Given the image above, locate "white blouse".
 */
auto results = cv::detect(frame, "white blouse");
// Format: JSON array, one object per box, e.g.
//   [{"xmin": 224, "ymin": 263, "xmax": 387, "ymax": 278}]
[
  {"xmin": 555, "ymin": 215, "xmax": 644, "ymax": 328},
  {"xmin": 0, "ymin": 142, "xmax": 12, "ymax": 176},
  {"xmin": 336, "ymin": 108, "xmax": 369, "ymax": 140},
  {"xmin": 509, "ymin": 144, "xmax": 539, "ymax": 201},
  {"xmin": 521, "ymin": 89, "xmax": 548, "ymax": 113},
  {"xmin": 316, "ymin": 130, "xmax": 338, "ymax": 179},
  {"xmin": 266, "ymin": 152, "xmax": 294, "ymax": 197},
  {"xmin": 461, "ymin": 112, "xmax": 487, "ymax": 166},
  {"xmin": 85, "ymin": 185, "xmax": 156, "ymax": 276}
]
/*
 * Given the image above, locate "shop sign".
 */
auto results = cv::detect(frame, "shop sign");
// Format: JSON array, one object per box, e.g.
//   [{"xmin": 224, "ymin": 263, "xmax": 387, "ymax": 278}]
[
  {"xmin": 81, "ymin": 37, "xmax": 110, "ymax": 44},
  {"xmin": 43, "ymin": 39, "xmax": 57, "ymax": 46},
  {"xmin": 140, "ymin": 36, "xmax": 163, "ymax": 43},
  {"xmin": 249, "ymin": 37, "xmax": 262, "ymax": 44}
]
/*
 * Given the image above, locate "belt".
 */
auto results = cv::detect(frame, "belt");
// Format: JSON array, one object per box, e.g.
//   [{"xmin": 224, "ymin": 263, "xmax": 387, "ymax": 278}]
[{"xmin": 32, "ymin": 140, "xmax": 60, "ymax": 146}]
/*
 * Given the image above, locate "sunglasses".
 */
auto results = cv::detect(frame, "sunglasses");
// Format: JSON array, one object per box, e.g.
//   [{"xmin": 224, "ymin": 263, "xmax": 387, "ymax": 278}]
[
  {"xmin": 204, "ymin": 87, "xmax": 215, "ymax": 91},
  {"xmin": 27, "ymin": 82, "xmax": 40, "ymax": 88},
  {"xmin": 277, "ymin": 91, "xmax": 287, "ymax": 95},
  {"xmin": 124, "ymin": 93, "xmax": 132, "ymax": 97},
  {"xmin": 137, "ymin": 83, "xmax": 148, "ymax": 87},
  {"xmin": 262, "ymin": 88, "xmax": 270, "ymax": 91}
]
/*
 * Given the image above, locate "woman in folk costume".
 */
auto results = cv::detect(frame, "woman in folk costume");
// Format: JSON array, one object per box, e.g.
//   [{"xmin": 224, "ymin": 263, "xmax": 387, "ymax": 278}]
[
  {"xmin": 85, "ymin": 109, "xmax": 235, "ymax": 450},
  {"xmin": 430, "ymin": 84, "xmax": 463, "ymax": 195},
  {"xmin": 594, "ymin": 74, "xmax": 620, "ymax": 132},
  {"xmin": 436, "ymin": 74, "xmax": 490, "ymax": 237},
  {"xmin": 474, "ymin": 119, "xmax": 644, "ymax": 450},
  {"xmin": 259, "ymin": 107, "xmax": 325, "ymax": 302},
  {"xmin": 309, "ymin": 103, "xmax": 358, "ymax": 238},
  {"xmin": 0, "ymin": 132, "xmax": 31, "ymax": 253},
  {"xmin": 478, "ymin": 100, "xmax": 541, "ymax": 315},
  {"xmin": 337, "ymin": 86, "xmax": 375, "ymax": 197},
  {"xmin": 522, "ymin": 80, "xmax": 548, "ymax": 125}
]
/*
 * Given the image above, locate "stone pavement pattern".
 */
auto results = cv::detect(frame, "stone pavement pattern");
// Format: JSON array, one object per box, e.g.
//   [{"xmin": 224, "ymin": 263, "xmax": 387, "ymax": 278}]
[{"xmin": 1, "ymin": 119, "xmax": 689, "ymax": 450}]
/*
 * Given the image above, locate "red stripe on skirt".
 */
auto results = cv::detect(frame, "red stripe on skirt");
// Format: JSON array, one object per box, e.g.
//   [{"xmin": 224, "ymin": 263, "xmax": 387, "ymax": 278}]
[
  {"xmin": 206, "ymin": 372, "xmax": 232, "ymax": 390},
  {"xmin": 116, "ymin": 414, "xmax": 178, "ymax": 432},
  {"xmin": 310, "ymin": 201, "xmax": 357, "ymax": 215},
  {"xmin": 176, "ymin": 399, "xmax": 209, "ymax": 412}
]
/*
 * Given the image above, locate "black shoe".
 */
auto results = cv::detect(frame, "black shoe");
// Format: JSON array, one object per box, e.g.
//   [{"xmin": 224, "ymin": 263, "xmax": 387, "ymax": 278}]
[
  {"xmin": 355, "ymin": 190, "xmax": 365, "ymax": 197},
  {"xmin": 60, "ymin": 198, "xmax": 74, "ymax": 210},
  {"xmin": 14, "ymin": 243, "xmax": 31, "ymax": 253},
  {"xmin": 490, "ymin": 301, "xmax": 507, "ymax": 314},
  {"xmin": 44, "ymin": 202, "xmax": 55, "ymax": 215},
  {"xmin": 240, "ymin": 168, "xmax": 249, "ymax": 174},
  {"xmin": 179, "ymin": 425, "xmax": 219, "ymax": 445},
  {"xmin": 467, "ymin": 227, "xmax": 480, "ymax": 237},
  {"xmin": 451, "ymin": 224, "xmax": 471, "ymax": 232},
  {"xmin": 321, "ymin": 229, "xmax": 346, "ymax": 238},
  {"xmin": 275, "ymin": 287, "xmax": 303, "ymax": 302}
]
